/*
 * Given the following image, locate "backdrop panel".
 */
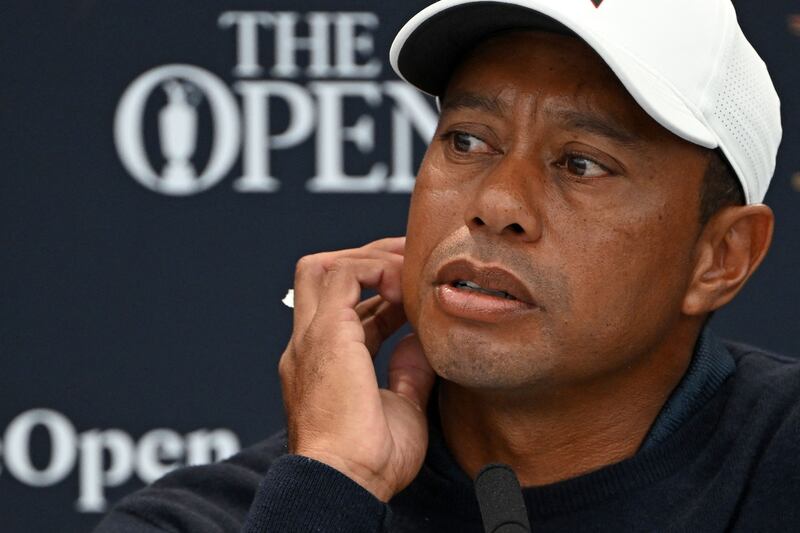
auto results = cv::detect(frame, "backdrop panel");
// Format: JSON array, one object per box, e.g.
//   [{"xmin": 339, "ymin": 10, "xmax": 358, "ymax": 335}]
[{"xmin": 0, "ymin": 1, "xmax": 797, "ymax": 531}]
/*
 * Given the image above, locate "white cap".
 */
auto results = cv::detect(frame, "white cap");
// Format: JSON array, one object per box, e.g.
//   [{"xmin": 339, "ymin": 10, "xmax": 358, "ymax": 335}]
[{"xmin": 390, "ymin": 0, "xmax": 782, "ymax": 204}]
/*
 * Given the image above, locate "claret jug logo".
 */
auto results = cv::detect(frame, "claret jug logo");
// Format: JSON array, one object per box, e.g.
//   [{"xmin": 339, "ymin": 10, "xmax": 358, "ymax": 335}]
[
  {"xmin": 115, "ymin": 11, "xmax": 438, "ymax": 197},
  {"xmin": 116, "ymin": 66, "xmax": 240, "ymax": 196}
]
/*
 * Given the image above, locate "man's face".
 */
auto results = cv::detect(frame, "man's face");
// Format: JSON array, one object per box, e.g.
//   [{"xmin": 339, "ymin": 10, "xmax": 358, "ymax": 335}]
[{"xmin": 402, "ymin": 31, "xmax": 710, "ymax": 390}]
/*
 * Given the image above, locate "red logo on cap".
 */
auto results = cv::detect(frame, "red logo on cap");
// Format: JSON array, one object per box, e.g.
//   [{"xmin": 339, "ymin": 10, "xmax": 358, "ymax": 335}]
[{"xmin": 591, "ymin": 0, "xmax": 604, "ymax": 6}]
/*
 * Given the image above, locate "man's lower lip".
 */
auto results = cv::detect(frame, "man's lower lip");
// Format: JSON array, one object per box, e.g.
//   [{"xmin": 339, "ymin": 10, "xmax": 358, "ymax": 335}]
[{"xmin": 435, "ymin": 284, "xmax": 535, "ymax": 322}]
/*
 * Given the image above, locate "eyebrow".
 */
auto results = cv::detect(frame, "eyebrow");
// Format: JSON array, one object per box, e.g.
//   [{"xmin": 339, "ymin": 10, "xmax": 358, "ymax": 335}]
[
  {"xmin": 440, "ymin": 92, "xmax": 508, "ymax": 117},
  {"xmin": 441, "ymin": 91, "xmax": 642, "ymax": 147},
  {"xmin": 551, "ymin": 109, "xmax": 642, "ymax": 147}
]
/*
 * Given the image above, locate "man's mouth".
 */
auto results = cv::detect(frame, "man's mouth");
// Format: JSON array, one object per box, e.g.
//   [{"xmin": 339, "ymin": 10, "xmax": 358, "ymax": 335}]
[
  {"xmin": 434, "ymin": 259, "xmax": 537, "ymax": 310},
  {"xmin": 451, "ymin": 280, "xmax": 518, "ymax": 301}
]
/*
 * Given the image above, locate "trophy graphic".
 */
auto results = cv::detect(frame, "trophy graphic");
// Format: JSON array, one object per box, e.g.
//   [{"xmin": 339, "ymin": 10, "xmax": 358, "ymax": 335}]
[{"xmin": 158, "ymin": 80, "xmax": 199, "ymax": 194}]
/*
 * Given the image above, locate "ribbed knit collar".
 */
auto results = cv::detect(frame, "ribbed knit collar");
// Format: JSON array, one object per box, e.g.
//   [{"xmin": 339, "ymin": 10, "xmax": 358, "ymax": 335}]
[
  {"xmin": 416, "ymin": 328, "xmax": 737, "ymax": 520},
  {"xmin": 641, "ymin": 328, "xmax": 736, "ymax": 449}
]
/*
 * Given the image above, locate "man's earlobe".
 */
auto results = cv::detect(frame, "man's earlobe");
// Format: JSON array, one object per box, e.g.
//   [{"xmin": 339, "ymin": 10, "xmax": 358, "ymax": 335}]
[{"xmin": 682, "ymin": 205, "xmax": 774, "ymax": 316}]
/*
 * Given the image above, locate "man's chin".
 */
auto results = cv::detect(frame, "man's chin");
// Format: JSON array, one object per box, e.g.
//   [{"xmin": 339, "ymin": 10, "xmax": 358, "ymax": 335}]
[{"xmin": 419, "ymin": 338, "xmax": 552, "ymax": 392}]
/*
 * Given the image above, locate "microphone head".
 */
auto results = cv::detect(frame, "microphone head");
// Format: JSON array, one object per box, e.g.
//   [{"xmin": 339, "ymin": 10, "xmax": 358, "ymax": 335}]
[{"xmin": 474, "ymin": 463, "xmax": 531, "ymax": 533}]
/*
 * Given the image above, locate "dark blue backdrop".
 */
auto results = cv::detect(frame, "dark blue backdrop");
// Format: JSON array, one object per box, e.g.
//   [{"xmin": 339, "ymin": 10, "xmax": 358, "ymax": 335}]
[{"xmin": 1, "ymin": 1, "xmax": 797, "ymax": 531}]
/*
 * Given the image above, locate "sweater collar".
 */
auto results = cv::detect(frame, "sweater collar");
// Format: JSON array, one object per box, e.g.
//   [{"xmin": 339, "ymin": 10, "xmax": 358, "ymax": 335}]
[
  {"xmin": 640, "ymin": 327, "xmax": 736, "ymax": 449},
  {"xmin": 419, "ymin": 328, "xmax": 737, "ymax": 516}
]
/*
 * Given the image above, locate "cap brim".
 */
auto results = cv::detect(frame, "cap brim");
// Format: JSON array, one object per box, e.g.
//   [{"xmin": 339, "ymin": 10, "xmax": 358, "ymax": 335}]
[{"xmin": 390, "ymin": 0, "xmax": 718, "ymax": 149}]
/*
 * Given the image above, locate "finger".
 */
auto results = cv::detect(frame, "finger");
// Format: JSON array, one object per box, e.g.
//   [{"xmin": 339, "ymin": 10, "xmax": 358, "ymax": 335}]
[
  {"xmin": 316, "ymin": 259, "xmax": 404, "ymax": 317},
  {"xmin": 293, "ymin": 249, "xmax": 403, "ymax": 334},
  {"xmin": 355, "ymin": 294, "xmax": 384, "ymax": 320},
  {"xmin": 361, "ymin": 299, "xmax": 407, "ymax": 357},
  {"xmin": 364, "ymin": 236, "xmax": 406, "ymax": 256},
  {"xmin": 388, "ymin": 335, "xmax": 436, "ymax": 412},
  {"xmin": 313, "ymin": 248, "xmax": 405, "ymax": 267},
  {"xmin": 292, "ymin": 254, "xmax": 328, "ymax": 334}
]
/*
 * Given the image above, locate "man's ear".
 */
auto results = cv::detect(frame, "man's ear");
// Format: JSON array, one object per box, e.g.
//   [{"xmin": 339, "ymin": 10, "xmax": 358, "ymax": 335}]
[{"xmin": 682, "ymin": 204, "xmax": 774, "ymax": 316}]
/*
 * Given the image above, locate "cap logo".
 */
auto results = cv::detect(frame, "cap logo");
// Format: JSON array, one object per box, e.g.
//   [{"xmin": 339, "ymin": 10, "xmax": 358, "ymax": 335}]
[{"xmin": 591, "ymin": 0, "xmax": 604, "ymax": 7}]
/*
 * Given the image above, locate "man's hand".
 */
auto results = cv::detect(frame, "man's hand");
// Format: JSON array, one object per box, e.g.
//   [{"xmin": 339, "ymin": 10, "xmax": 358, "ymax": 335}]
[{"xmin": 278, "ymin": 237, "xmax": 436, "ymax": 502}]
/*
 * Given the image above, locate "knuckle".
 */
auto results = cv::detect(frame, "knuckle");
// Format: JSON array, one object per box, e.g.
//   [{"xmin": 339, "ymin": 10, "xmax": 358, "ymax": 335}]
[
  {"xmin": 334, "ymin": 307, "xmax": 360, "ymax": 325},
  {"xmin": 277, "ymin": 354, "xmax": 290, "ymax": 379},
  {"xmin": 327, "ymin": 258, "xmax": 352, "ymax": 274},
  {"xmin": 295, "ymin": 255, "xmax": 317, "ymax": 276},
  {"xmin": 278, "ymin": 349, "xmax": 299, "ymax": 384}
]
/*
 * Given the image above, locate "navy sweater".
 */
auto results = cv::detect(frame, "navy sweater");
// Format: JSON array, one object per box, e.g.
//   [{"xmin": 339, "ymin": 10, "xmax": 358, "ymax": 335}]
[{"xmin": 95, "ymin": 335, "xmax": 800, "ymax": 532}]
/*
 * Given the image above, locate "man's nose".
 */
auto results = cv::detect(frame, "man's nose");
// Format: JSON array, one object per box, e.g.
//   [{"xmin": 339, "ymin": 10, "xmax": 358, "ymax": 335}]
[{"xmin": 464, "ymin": 157, "xmax": 543, "ymax": 243}]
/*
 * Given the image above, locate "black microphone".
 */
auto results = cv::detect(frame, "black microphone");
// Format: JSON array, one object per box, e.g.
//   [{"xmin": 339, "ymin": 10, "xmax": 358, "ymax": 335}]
[{"xmin": 474, "ymin": 463, "xmax": 532, "ymax": 533}]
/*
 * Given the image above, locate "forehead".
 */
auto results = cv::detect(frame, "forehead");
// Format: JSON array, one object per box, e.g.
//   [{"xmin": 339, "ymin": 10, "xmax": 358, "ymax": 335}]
[{"xmin": 442, "ymin": 31, "xmax": 671, "ymax": 143}]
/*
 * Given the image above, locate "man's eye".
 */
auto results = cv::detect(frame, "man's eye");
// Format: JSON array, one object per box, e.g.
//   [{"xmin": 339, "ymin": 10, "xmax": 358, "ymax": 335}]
[
  {"xmin": 451, "ymin": 132, "xmax": 490, "ymax": 154},
  {"xmin": 564, "ymin": 155, "xmax": 609, "ymax": 178}
]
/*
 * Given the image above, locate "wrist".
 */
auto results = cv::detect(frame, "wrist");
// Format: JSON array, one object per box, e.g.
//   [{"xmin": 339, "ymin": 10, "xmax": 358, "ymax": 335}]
[{"xmin": 296, "ymin": 450, "xmax": 395, "ymax": 502}]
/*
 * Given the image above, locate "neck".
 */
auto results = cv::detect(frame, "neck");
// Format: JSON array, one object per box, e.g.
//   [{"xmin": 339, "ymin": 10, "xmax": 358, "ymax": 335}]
[{"xmin": 438, "ymin": 324, "xmax": 701, "ymax": 487}]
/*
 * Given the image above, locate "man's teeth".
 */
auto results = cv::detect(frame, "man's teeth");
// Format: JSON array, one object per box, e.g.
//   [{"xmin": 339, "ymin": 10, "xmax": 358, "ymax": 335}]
[{"xmin": 452, "ymin": 280, "xmax": 517, "ymax": 300}]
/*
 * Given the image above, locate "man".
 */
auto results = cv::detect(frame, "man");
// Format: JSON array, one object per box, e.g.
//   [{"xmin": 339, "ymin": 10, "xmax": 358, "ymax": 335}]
[{"xmin": 97, "ymin": 0, "xmax": 798, "ymax": 531}]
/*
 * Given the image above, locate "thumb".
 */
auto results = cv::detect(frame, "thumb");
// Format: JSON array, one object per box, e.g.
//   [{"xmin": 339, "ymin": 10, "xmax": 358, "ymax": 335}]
[{"xmin": 388, "ymin": 334, "xmax": 436, "ymax": 411}]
